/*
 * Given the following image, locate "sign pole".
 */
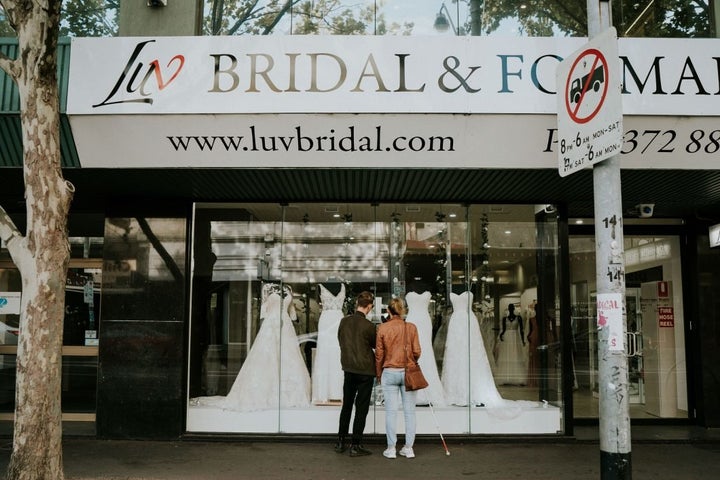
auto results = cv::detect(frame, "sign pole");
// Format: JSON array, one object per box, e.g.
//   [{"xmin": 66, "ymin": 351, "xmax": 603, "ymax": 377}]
[{"xmin": 588, "ymin": 1, "xmax": 632, "ymax": 478}]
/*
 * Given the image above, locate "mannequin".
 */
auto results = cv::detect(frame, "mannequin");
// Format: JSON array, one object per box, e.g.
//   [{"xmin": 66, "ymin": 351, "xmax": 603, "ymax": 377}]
[
  {"xmin": 526, "ymin": 302, "xmax": 540, "ymax": 387},
  {"xmin": 496, "ymin": 303, "xmax": 527, "ymax": 386}
]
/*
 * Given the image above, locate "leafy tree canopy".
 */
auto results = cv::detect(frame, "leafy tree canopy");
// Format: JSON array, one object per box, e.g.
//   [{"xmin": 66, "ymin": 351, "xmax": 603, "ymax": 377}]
[
  {"xmin": 475, "ymin": 0, "xmax": 711, "ymax": 38},
  {"xmin": 60, "ymin": 0, "xmax": 119, "ymax": 37},
  {"xmin": 205, "ymin": 0, "xmax": 412, "ymax": 35},
  {"xmin": 1, "ymin": 0, "xmax": 119, "ymax": 37}
]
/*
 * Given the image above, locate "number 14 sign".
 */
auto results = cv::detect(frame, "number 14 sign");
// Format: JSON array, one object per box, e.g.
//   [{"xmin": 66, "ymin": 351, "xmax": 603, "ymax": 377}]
[{"xmin": 556, "ymin": 27, "xmax": 623, "ymax": 177}]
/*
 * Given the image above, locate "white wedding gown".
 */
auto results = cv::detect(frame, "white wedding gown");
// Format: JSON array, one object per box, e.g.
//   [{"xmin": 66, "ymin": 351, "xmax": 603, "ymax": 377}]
[
  {"xmin": 405, "ymin": 291, "xmax": 446, "ymax": 406},
  {"xmin": 202, "ymin": 286, "xmax": 310, "ymax": 412},
  {"xmin": 441, "ymin": 291, "xmax": 507, "ymax": 407},
  {"xmin": 312, "ymin": 284, "xmax": 345, "ymax": 403},
  {"xmin": 496, "ymin": 316, "xmax": 528, "ymax": 385}
]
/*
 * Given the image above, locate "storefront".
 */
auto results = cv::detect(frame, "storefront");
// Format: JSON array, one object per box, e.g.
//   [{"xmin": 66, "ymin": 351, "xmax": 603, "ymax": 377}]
[
  {"xmin": 184, "ymin": 202, "xmax": 563, "ymax": 434},
  {"xmin": 2, "ymin": 19, "xmax": 720, "ymax": 439}
]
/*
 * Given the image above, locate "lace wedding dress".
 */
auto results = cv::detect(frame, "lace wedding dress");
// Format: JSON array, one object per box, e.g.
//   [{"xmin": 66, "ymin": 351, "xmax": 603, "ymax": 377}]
[
  {"xmin": 496, "ymin": 314, "xmax": 528, "ymax": 385},
  {"xmin": 194, "ymin": 284, "xmax": 311, "ymax": 412},
  {"xmin": 312, "ymin": 284, "xmax": 346, "ymax": 403}
]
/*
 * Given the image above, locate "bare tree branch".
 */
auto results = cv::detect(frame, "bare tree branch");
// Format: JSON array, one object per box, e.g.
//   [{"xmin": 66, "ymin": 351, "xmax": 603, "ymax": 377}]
[
  {"xmin": 226, "ymin": 0, "xmax": 261, "ymax": 35},
  {"xmin": 0, "ymin": 204, "xmax": 28, "ymax": 271},
  {"xmin": 261, "ymin": 0, "xmax": 302, "ymax": 35},
  {"xmin": 0, "ymin": 51, "xmax": 18, "ymax": 79}
]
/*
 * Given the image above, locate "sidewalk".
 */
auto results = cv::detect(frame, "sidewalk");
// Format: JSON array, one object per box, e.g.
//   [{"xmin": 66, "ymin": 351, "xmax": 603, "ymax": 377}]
[{"xmin": 1, "ymin": 427, "xmax": 719, "ymax": 480}]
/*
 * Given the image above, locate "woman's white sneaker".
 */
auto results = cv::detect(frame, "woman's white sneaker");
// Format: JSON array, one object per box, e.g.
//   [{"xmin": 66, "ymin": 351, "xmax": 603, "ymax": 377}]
[
  {"xmin": 383, "ymin": 447, "xmax": 397, "ymax": 459},
  {"xmin": 399, "ymin": 446, "xmax": 415, "ymax": 458}
]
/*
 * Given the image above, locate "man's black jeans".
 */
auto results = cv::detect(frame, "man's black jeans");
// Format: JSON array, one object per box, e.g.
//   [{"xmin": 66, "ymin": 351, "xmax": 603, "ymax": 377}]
[{"xmin": 338, "ymin": 372, "xmax": 375, "ymax": 445}]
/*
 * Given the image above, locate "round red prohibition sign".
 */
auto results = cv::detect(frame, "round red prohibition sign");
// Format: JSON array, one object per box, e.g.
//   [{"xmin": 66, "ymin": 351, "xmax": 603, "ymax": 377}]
[{"xmin": 564, "ymin": 48, "xmax": 609, "ymax": 125}]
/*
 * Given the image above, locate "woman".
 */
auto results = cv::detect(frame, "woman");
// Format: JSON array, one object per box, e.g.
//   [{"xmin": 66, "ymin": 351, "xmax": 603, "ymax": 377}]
[{"xmin": 375, "ymin": 297, "xmax": 421, "ymax": 459}]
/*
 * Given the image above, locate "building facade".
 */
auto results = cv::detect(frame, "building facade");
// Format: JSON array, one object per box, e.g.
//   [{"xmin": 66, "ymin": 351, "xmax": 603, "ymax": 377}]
[{"xmin": 1, "ymin": 1, "xmax": 720, "ymax": 440}]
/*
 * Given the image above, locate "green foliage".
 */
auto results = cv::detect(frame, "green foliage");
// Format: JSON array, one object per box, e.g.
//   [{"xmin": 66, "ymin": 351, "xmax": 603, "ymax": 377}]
[
  {"xmin": 60, "ymin": 0, "xmax": 119, "ymax": 37},
  {"xmin": 0, "ymin": 7, "xmax": 12, "ymax": 37},
  {"xmin": 205, "ymin": 0, "xmax": 300, "ymax": 35},
  {"xmin": 475, "ymin": 0, "xmax": 711, "ymax": 38},
  {"xmin": 205, "ymin": 0, "xmax": 413, "ymax": 36},
  {"xmin": 616, "ymin": 0, "xmax": 711, "ymax": 38},
  {"xmin": 0, "ymin": 0, "xmax": 711, "ymax": 39},
  {"xmin": 1, "ymin": 1, "xmax": 119, "ymax": 37}
]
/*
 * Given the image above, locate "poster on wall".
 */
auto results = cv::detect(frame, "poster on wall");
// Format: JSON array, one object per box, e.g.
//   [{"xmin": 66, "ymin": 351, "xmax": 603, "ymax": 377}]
[
  {"xmin": 0, "ymin": 292, "xmax": 21, "ymax": 315},
  {"xmin": 596, "ymin": 293, "xmax": 624, "ymax": 352}
]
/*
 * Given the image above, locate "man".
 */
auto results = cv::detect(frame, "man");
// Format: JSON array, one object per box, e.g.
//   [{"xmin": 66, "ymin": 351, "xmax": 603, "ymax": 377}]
[{"xmin": 335, "ymin": 290, "xmax": 377, "ymax": 457}]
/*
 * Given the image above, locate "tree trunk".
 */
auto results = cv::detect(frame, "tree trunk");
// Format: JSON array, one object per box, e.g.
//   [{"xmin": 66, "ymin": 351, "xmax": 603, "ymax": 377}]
[{"xmin": 0, "ymin": 1, "xmax": 72, "ymax": 479}]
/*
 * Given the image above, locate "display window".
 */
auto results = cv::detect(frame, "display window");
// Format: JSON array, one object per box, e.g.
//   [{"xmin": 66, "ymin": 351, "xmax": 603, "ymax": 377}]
[
  {"xmin": 569, "ymin": 235, "xmax": 688, "ymax": 419},
  {"xmin": 187, "ymin": 203, "xmax": 563, "ymax": 435},
  {"xmin": 0, "ymin": 237, "xmax": 103, "ymax": 419}
]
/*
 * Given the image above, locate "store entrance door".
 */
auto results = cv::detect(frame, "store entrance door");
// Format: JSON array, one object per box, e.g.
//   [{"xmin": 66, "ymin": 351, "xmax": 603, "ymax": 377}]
[
  {"xmin": 570, "ymin": 235, "xmax": 687, "ymax": 420},
  {"xmin": 625, "ymin": 288, "xmax": 644, "ymax": 405}
]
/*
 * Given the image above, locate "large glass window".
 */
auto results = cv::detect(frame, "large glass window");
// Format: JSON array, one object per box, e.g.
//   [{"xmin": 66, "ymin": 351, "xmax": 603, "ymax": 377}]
[
  {"xmin": 0, "ymin": 237, "xmax": 103, "ymax": 417},
  {"xmin": 200, "ymin": 1, "xmax": 715, "ymax": 38},
  {"xmin": 569, "ymin": 234, "xmax": 688, "ymax": 419},
  {"xmin": 187, "ymin": 203, "xmax": 563, "ymax": 435},
  {"xmin": 1, "ymin": 1, "xmax": 120, "ymax": 38},
  {"xmin": 1, "ymin": 1, "xmax": 713, "ymax": 39}
]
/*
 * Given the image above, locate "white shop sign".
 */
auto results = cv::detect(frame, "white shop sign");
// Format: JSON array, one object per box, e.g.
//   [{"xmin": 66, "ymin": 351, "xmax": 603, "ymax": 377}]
[
  {"xmin": 69, "ymin": 113, "xmax": 720, "ymax": 169},
  {"xmin": 67, "ymin": 36, "xmax": 720, "ymax": 116}
]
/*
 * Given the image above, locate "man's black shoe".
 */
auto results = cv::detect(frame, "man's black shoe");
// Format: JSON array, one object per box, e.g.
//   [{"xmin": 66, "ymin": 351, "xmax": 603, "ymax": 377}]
[
  {"xmin": 334, "ymin": 441, "xmax": 347, "ymax": 454},
  {"xmin": 349, "ymin": 445, "xmax": 372, "ymax": 457}
]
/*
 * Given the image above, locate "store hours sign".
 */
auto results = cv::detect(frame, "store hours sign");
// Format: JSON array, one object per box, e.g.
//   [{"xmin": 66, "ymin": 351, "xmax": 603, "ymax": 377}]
[{"xmin": 556, "ymin": 27, "xmax": 623, "ymax": 177}]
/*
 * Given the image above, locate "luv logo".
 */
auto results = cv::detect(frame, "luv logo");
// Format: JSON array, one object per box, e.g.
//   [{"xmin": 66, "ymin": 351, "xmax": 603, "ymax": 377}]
[{"xmin": 93, "ymin": 40, "xmax": 185, "ymax": 108}]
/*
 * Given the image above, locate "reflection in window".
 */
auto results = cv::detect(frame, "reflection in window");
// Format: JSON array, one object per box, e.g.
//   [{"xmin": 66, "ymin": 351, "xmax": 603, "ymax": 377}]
[
  {"xmin": 188, "ymin": 203, "xmax": 564, "ymax": 435},
  {"xmin": 2, "ymin": 1, "xmax": 711, "ymax": 38},
  {"xmin": 200, "ymin": 1, "xmax": 713, "ymax": 38}
]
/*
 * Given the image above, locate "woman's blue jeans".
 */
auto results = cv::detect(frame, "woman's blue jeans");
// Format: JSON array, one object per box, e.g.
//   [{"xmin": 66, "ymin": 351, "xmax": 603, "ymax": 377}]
[{"xmin": 381, "ymin": 369, "xmax": 417, "ymax": 448}]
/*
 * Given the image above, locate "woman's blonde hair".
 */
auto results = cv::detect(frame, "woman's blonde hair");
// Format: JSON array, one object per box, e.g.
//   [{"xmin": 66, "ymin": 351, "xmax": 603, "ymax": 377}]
[{"xmin": 387, "ymin": 297, "xmax": 406, "ymax": 317}]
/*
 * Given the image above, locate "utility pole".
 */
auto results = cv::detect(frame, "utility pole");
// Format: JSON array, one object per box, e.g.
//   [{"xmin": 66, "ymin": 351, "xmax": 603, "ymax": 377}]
[{"xmin": 587, "ymin": 1, "xmax": 632, "ymax": 478}]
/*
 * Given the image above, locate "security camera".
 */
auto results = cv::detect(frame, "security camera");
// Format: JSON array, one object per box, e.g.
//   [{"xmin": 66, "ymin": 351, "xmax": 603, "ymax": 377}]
[
  {"xmin": 636, "ymin": 204, "xmax": 655, "ymax": 218},
  {"xmin": 147, "ymin": 0, "xmax": 167, "ymax": 7}
]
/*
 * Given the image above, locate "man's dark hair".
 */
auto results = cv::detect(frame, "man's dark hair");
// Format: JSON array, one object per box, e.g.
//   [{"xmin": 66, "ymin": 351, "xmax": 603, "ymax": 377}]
[{"xmin": 356, "ymin": 291, "xmax": 375, "ymax": 309}]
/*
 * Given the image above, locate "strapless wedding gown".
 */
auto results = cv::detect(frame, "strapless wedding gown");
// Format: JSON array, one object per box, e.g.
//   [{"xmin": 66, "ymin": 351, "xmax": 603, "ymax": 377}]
[
  {"xmin": 441, "ymin": 291, "xmax": 505, "ymax": 407},
  {"xmin": 221, "ymin": 291, "xmax": 311, "ymax": 411},
  {"xmin": 312, "ymin": 284, "xmax": 345, "ymax": 403},
  {"xmin": 405, "ymin": 291, "xmax": 446, "ymax": 406}
]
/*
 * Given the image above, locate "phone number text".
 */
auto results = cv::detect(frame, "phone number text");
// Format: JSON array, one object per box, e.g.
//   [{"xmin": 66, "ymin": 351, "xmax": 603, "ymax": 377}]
[{"xmin": 545, "ymin": 129, "xmax": 720, "ymax": 155}]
